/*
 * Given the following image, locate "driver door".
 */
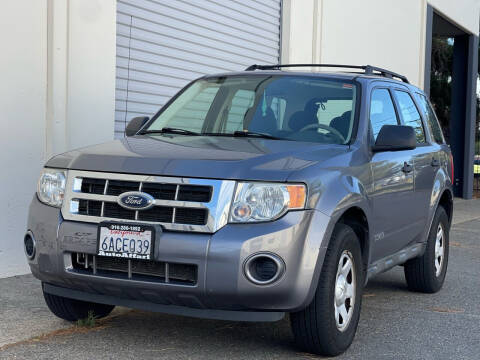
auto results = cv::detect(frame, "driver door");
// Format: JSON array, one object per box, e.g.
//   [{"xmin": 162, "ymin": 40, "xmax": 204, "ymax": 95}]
[{"xmin": 368, "ymin": 88, "xmax": 417, "ymax": 262}]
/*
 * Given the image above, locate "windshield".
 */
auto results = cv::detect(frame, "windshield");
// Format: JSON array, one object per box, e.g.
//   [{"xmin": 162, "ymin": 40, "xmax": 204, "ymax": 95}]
[{"xmin": 145, "ymin": 75, "xmax": 358, "ymax": 144}]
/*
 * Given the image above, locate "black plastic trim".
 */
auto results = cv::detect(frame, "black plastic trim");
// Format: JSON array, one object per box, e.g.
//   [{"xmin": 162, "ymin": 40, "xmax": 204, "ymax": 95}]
[{"xmin": 43, "ymin": 283, "xmax": 285, "ymax": 322}]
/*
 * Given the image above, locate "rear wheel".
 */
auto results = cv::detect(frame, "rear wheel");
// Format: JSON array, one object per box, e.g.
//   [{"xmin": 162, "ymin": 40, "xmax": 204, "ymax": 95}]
[
  {"xmin": 404, "ymin": 206, "xmax": 449, "ymax": 293},
  {"xmin": 290, "ymin": 224, "xmax": 363, "ymax": 356},
  {"xmin": 43, "ymin": 286, "xmax": 115, "ymax": 322}
]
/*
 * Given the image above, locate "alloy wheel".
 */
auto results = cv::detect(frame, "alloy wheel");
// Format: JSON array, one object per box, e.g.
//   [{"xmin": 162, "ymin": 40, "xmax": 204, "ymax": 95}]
[
  {"xmin": 434, "ymin": 224, "xmax": 445, "ymax": 277},
  {"xmin": 334, "ymin": 250, "xmax": 356, "ymax": 332}
]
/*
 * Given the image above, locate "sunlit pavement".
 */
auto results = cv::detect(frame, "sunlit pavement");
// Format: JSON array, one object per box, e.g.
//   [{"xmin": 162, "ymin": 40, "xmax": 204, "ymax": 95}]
[{"xmin": 1, "ymin": 199, "xmax": 479, "ymax": 360}]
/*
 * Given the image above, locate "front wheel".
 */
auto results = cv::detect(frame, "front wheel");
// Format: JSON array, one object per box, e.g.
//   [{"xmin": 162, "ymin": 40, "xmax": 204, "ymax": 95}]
[
  {"xmin": 290, "ymin": 223, "xmax": 363, "ymax": 356},
  {"xmin": 43, "ymin": 286, "xmax": 115, "ymax": 322}
]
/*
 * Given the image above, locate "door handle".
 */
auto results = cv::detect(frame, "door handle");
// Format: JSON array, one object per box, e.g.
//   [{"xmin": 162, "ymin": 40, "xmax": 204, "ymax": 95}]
[
  {"xmin": 402, "ymin": 162, "xmax": 413, "ymax": 173},
  {"xmin": 431, "ymin": 158, "xmax": 440, "ymax": 167}
]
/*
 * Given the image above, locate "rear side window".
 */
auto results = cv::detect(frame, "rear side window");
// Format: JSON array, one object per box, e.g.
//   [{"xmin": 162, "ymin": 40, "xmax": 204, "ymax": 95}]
[
  {"xmin": 416, "ymin": 93, "xmax": 445, "ymax": 144},
  {"xmin": 369, "ymin": 89, "xmax": 399, "ymax": 140},
  {"xmin": 393, "ymin": 90, "xmax": 426, "ymax": 143}
]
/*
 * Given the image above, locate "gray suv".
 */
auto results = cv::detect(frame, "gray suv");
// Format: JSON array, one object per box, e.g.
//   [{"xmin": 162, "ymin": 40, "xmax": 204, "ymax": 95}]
[{"xmin": 25, "ymin": 64, "xmax": 453, "ymax": 356}]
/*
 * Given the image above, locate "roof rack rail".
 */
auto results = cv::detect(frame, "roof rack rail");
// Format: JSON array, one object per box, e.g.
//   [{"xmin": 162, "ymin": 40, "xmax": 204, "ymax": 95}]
[{"xmin": 244, "ymin": 64, "xmax": 409, "ymax": 83}]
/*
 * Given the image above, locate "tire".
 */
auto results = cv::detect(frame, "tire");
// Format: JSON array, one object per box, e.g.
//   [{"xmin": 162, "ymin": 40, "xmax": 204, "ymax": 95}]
[
  {"xmin": 290, "ymin": 224, "xmax": 363, "ymax": 356},
  {"xmin": 43, "ymin": 286, "xmax": 115, "ymax": 322},
  {"xmin": 404, "ymin": 206, "xmax": 449, "ymax": 293}
]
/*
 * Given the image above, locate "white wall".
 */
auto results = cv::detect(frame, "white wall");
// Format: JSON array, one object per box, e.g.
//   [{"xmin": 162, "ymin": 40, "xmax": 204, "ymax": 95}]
[
  {"xmin": 282, "ymin": 0, "xmax": 479, "ymax": 89},
  {"xmin": 282, "ymin": 0, "xmax": 428, "ymax": 87},
  {"xmin": 281, "ymin": 0, "xmax": 317, "ymax": 64},
  {"xmin": 429, "ymin": 0, "xmax": 480, "ymax": 35},
  {"xmin": 66, "ymin": 0, "xmax": 116, "ymax": 151},
  {"xmin": 47, "ymin": 0, "xmax": 116, "ymax": 157},
  {"xmin": 320, "ymin": 0, "xmax": 427, "ymax": 88},
  {"xmin": 0, "ymin": 0, "xmax": 48, "ymax": 277},
  {"xmin": 0, "ymin": 0, "xmax": 116, "ymax": 278}
]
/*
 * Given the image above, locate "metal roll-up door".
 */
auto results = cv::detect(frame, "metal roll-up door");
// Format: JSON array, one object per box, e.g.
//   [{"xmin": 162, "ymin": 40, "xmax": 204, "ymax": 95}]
[{"xmin": 115, "ymin": 0, "xmax": 282, "ymax": 137}]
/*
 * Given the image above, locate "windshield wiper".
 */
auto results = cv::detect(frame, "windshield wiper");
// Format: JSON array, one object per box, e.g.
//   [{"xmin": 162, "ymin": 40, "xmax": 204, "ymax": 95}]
[
  {"xmin": 202, "ymin": 131, "xmax": 284, "ymax": 140},
  {"xmin": 141, "ymin": 128, "xmax": 283, "ymax": 140},
  {"xmin": 140, "ymin": 127, "xmax": 201, "ymax": 136},
  {"xmin": 232, "ymin": 130, "xmax": 282, "ymax": 140}
]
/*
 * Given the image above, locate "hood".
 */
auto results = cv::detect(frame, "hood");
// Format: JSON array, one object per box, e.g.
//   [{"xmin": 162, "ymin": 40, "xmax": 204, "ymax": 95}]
[{"xmin": 46, "ymin": 135, "xmax": 348, "ymax": 181}]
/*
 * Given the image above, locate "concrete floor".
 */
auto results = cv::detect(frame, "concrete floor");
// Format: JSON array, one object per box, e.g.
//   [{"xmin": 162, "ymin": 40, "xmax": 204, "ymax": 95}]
[{"xmin": 1, "ymin": 199, "xmax": 479, "ymax": 359}]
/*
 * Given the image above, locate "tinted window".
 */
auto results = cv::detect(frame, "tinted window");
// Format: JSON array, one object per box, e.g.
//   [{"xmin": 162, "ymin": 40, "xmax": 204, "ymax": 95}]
[
  {"xmin": 316, "ymin": 100, "xmax": 352, "ymax": 125},
  {"xmin": 394, "ymin": 90, "xmax": 425, "ymax": 143},
  {"xmin": 223, "ymin": 90, "xmax": 287, "ymax": 133},
  {"xmin": 146, "ymin": 76, "xmax": 358, "ymax": 144},
  {"xmin": 224, "ymin": 89, "xmax": 255, "ymax": 132},
  {"xmin": 416, "ymin": 93, "xmax": 445, "ymax": 143},
  {"xmin": 270, "ymin": 96, "xmax": 287, "ymax": 128},
  {"xmin": 370, "ymin": 89, "xmax": 399, "ymax": 140},
  {"xmin": 161, "ymin": 85, "xmax": 220, "ymax": 132}
]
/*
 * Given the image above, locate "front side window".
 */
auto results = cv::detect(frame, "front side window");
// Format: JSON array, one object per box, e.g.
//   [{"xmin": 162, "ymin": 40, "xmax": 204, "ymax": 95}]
[
  {"xmin": 416, "ymin": 93, "xmax": 445, "ymax": 144},
  {"xmin": 145, "ymin": 76, "xmax": 358, "ymax": 144},
  {"xmin": 369, "ymin": 88, "xmax": 399, "ymax": 140},
  {"xmin": 394, "ymin": 90, "xmax": 426, "ymax": 143}
]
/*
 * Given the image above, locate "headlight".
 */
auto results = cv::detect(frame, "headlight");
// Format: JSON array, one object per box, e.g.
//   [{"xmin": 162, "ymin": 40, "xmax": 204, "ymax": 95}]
[
  {"xmin": 229, "ymin": 182, "xmax": 306, "ymax": 223},
  {"xmin": 37, "ymin": 168, "xmax": 67, "ymax": 207}
]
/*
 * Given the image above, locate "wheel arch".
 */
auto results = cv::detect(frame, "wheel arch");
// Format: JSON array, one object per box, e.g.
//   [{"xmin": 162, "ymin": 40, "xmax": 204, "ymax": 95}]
[
  {"xmin": 438, "ymin": 189, "xmax": 453, "ymax": 227},
  {"xmin": 297, "ymin": 203, "xmax": 371, "ymax": 311},
  {"xmin": 335, "ymin": 206, "xmax": 370, "ymax": 274}
]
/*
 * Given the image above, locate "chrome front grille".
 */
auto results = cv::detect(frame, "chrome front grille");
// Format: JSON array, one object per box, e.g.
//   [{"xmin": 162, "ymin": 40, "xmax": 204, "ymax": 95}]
[
  {"xmin": 62, "ymin": 170, "xmax": 236, "ymax": 233},
  {"xmin": 80, "ymin": 178, "xmax": 212, "ymax": 202}
]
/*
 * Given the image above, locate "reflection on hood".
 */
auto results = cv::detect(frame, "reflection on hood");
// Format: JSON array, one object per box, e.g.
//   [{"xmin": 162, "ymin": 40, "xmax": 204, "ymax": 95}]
[{"xmin": 47, "ymin": 135, "xmax": 348, "ymax": 181}]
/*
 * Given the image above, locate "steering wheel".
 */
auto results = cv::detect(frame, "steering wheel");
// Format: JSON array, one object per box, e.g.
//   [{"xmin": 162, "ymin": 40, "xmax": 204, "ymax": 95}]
[{"xmin": 298, "ymin": 123, "xmax": 346, "ymax": 143}]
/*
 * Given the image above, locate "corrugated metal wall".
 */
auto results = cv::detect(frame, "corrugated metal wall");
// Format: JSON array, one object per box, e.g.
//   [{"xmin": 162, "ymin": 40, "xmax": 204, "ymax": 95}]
[{"xmin": 115, "ymin": 0, "xmax": 282, "ymax": 137}]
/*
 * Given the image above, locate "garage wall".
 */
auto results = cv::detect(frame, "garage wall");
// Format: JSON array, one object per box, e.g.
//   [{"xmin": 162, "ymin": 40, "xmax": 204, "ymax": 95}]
[
  {"xmin": 0, "ymin": 1, "xmax": 48, "ymax": 277},
  {"xmin": 280, "ymin": 0, "xmax": 318, "ymax": 64},
  {"xmin": 0, "ymin": 0, "xmax": 116, "ymax": 278},
  {"xmin": 429, "ymin": 0, "xmax": 480, "ymax": 35},
  {"xmin": 46, "ymin": 0, "xmax": 116, "ymax": 158},
  {"xmin": 65, "ymin": 0, "xmax": 117, "ymax": 151},
  {"xmin": 115, "ymin": 0, "xmax": 282, "ymax": 137},
  {"xmin": 281, "ymin": 0, "xmax": 479, "ymax": 89},
  {"xmin": 320, "ymin": 0, "xmax": 427, "ymax": 88},
  {"xmin": 282, "ymin": 0, "xmax": 427, "ymax": 88}
]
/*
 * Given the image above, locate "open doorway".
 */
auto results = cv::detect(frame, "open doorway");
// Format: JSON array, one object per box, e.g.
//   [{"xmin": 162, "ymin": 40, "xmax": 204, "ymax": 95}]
[
  {"xmin": 430, "ymin": 37, "xmax": 453, "ymax": 143},
  {"xmin": 426, "ymin": 8, "xmax": 479, "ymax": 198},
  {"xmin": 474, "ymin": 44, "xmax": 480, "ymax": 196}
]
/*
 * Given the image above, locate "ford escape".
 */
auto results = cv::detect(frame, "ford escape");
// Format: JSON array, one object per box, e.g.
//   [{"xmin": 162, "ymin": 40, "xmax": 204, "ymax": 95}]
[{"xmin": 25, "ymin": 64, "xmax": 453, "ymax": 356}]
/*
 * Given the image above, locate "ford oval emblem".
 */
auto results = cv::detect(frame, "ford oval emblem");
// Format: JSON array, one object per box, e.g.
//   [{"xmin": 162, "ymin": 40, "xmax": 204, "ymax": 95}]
[{"xmin": 117, "ymin": 191, "xmax": 155, "ymax": 211}]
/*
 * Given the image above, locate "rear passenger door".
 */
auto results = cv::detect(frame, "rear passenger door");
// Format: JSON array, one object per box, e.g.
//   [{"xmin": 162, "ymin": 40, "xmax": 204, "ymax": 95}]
[
  {"xmin": 392, "ymin": 89, "xmax": 435, "ymax": 236},
  {"xmin": 414, "ymin": 92, "xmax": 448, "ymax": 217},
  {"xmin": 368, "ymin": 88, "xmax": 418, "ymax": 262}
]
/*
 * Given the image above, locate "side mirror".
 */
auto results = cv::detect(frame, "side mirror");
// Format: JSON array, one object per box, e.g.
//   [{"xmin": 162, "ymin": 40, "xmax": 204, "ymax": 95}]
[
  {"xmin": 125, "ymin": 116, "xmax": 149, "ymax": 137},
  {"xmin": 372, "ymin": 125, "xmax": 416, "ymax": 152}
]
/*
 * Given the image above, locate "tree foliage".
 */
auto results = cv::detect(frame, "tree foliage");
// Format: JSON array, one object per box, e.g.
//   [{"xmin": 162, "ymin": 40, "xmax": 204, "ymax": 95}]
[
  {"xmin": 430, "ymin": 37, "xmax": 480, "ymax": 146},
  {"xmin": 430, "ymin": 37, "xmax": 453, "ymax": 142}
]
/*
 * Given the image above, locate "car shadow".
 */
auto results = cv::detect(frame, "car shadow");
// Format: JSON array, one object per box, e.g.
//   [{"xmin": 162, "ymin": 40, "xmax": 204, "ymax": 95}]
[{"xmin": 88, "ymin": 267, "xmax": 412, "ymax": 359}]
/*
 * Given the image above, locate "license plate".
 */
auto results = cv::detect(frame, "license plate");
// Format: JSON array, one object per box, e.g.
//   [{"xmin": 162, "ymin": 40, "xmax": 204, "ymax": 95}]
[{"xmin": 97, "ymin": 223, "xmax": 154, "ymax": 260}]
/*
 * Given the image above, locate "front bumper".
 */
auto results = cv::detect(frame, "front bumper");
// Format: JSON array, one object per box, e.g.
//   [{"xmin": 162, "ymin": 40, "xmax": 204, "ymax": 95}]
[{"xmin": 26, "ymin": 196, "xmax": 332, "ymax": 316}]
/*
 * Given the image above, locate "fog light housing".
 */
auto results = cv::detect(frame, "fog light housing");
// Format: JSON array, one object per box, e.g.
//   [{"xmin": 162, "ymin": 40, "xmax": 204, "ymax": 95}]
[
  {"xmin": 244, "ymin": 253, "xmax": 285, "ymax": 285},
  {"xmin": 24, "ymin": 231, "xmax": 36, "ymax": 260}
]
